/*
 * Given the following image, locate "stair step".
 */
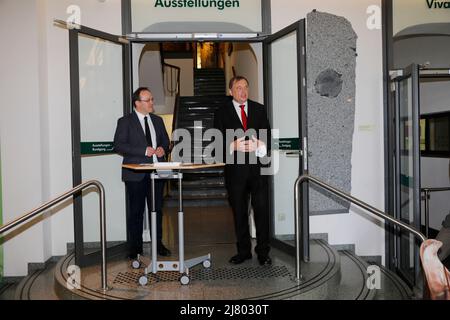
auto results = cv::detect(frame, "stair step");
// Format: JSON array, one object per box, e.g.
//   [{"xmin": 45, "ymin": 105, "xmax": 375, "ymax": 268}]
[
  {"xmin": 164, "ymin": 198, "xmax": 229, "ymax": 207},
  {"xmin": 194, "ymin": 69, "xmax": 225, "ymax": 96},
  {"xmin": 179, "ymin": 179, "xmax": 225, "ymax": 189},
  {"xmin": 170, "ymin": 187, "xmax": 227, "ymax": 196},
  {"xmin": 182, "ymin": 168, "xmax": 224, "ymax": 176},
  {"xmin": 0, "ymin": 281, "xmax": 20, "ymax": 300},
  {"xmin": 330, "ymin": 250, "xmax": 376, "ymax": 300}
]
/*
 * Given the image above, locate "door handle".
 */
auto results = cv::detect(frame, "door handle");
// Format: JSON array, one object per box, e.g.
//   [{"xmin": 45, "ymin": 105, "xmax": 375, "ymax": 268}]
[{"xmin": 285, "ymin": 150, "xmax": 302, "ymax": 158}]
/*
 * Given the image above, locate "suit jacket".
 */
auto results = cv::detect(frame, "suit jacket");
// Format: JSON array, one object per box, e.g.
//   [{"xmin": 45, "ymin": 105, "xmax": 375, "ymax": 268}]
[
  {"xmin": 114, "ymin": 111, "xmax": 170, "ymax": 182},
  {"xmin": 214, "ymin": 98, "xmax": 271, "ymax": 183}
]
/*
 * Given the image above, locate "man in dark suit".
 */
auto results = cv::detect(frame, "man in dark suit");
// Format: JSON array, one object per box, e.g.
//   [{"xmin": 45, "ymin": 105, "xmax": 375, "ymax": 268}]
[
  {"xmin": 114, "ymin": 87, "xmax": 171, "ymax": 259},
  {"xmin": 214, "ymin": 76, "xmax": 272, "ymax": 266}
]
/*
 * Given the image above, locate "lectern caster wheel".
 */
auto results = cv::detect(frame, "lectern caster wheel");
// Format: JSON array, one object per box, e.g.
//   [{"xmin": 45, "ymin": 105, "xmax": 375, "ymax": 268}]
[
  {"xmin": 203, "ymin": 260, "xmax": 211, "ymax": 268},
  {"xmin": 132, "ymin": 260, "xmax": 141, "ymax": 269},
  {"xmin": 138, "ymin": 275, "xmax": 148, "ymax": 286},
  {"xmin": 180, "ymin": 274, "xmax": 190, "ymax": 285}
]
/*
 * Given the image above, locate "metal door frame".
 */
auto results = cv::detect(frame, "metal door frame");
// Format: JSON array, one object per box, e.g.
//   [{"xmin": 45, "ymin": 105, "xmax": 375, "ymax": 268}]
[
  {"xmin": 391, "ymin": 63, "xmax": 421, "ymax": 286},
  {"xmin": 69, "ymin": 24, "xmax": 132, "ymax": 267},
  {"xmin": 262, "ymin": 19, "xmax": 309, "ymax": 258}
]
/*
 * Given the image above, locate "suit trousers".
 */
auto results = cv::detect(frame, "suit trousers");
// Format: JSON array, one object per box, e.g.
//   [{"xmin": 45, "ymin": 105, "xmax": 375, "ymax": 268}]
[
  {"xmin": 226, "ymin": 171, "xmax": 270, "ymax": 258},
  {"xmin": 125, "ymin": 174, "xmax": 165, "ymax": 257}
]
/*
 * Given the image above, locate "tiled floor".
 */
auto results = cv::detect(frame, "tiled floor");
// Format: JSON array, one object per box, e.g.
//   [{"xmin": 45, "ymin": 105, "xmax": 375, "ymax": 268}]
[
  {"xmin": 53, "ymin": 206, "xmax": 343, "ymax": 300},
  {"xmin": 54, "ymin": 203, "xmax": 301, "ymax": 299}
]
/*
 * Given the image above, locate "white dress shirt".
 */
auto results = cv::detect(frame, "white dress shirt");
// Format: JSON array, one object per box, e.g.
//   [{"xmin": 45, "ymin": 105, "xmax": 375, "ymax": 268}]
[
  {"xmin": 134, "ymin": 110, "xmax": 158, "ymax": 163},
  {"xmin": 231, "ymin": 100, "xmax": 267, "ymax": 158}
]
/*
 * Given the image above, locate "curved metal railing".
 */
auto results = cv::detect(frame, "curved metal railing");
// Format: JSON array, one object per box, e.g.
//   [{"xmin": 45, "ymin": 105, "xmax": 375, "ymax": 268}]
[
  {"xmin": 294, "ymin": 174, "xmax": 427, "ymax": 282},
  {"xmin": 0, "ymin": 180, "xmax": 108, "ymax": 292},
  {"xmin": 421, "ymin": 187, "xmax": 450, "ymax": 238}
]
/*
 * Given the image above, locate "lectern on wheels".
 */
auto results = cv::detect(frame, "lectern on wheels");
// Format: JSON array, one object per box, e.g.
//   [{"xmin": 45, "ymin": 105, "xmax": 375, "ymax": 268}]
[{"xmin": 122, "ymin": 163, "xmax": 224, "ymax": 286}]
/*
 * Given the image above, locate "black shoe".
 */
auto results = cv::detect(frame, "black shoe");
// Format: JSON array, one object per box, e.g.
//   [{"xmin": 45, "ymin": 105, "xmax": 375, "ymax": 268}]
[
  {"xmin": 229, "ymin": 253, "xmax": 252, "ymax": 264},
  {"xmin": 157, "ymin": 244, "xmax": 171, "ymax": 257},
  {"xmin": 258, "ymin": 256, "xmax": 272, "ymax": 266}
]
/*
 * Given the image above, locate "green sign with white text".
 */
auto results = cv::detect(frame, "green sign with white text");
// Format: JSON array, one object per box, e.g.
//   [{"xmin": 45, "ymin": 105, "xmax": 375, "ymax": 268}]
[
  {"xmin": 274, "ymin": 138, "xmax": 300, "ymax": 151},
  {"xmin": 81, "ymin": 142, "xmax": 115, "ymax": 155}
]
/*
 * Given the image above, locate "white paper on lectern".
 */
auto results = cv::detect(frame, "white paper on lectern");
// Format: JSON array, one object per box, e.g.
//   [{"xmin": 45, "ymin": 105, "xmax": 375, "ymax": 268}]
[{"xmin": 153, "ymin": 162, "xmax": 181, "ymax": 168}]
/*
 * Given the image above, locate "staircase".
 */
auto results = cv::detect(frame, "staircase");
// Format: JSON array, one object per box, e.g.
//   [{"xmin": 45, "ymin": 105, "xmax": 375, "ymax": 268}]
[
  {"xmin": 167, "ymin": 69, "xmax": 230, "ymax": 207},
  {"xmin": 194, "ymin": 68, "xmax": 226, "ymax": 96}
]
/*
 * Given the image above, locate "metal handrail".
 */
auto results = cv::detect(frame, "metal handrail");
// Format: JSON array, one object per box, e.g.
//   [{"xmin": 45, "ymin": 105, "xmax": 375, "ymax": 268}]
[
  {"xmin": 421, "ymin": 187, "xmax": 450, "ymax": 238},
  {"xmin": 0, "ymin": 180, "xmax": 108, "ymax": 293},
  {"xmin": 163, "ymin": 62, "xmax": 181, "ymax": 96},
  {"xmin": 294, "ymin": 174, "xmax": 427, "ymax": 282}
]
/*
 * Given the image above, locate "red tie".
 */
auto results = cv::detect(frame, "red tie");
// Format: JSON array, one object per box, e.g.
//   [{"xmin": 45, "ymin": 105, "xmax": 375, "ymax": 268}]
[{"xmin": 240, "ymin": 105, "xmax": 247, "ymax": 131}]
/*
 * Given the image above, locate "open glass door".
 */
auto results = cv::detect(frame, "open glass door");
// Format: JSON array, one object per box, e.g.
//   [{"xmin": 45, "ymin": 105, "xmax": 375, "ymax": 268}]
[
  {"xmin": 392, "ymin": 64, "xmax": 421, "ymax": 286},
  {"xmin": 69, "ymin": 25, "xmax": 131, "ymax": 267},
  {"xmin": 263, "ymin": 20, "xmax": 308, "ymax": 258}
]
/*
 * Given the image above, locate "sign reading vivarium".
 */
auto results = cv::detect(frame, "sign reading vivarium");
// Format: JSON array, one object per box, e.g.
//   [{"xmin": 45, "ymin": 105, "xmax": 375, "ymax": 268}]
[
  {"xmin": 131, "ymin": 0, "xmax": 262, "ymax": 33},
  {"xmin": 155, "ymin": 0, "xmax": 240, "ymax": 10},
  {"xmin": 426, "ymin": 0, "xmax": 450, "ymax": 9}
]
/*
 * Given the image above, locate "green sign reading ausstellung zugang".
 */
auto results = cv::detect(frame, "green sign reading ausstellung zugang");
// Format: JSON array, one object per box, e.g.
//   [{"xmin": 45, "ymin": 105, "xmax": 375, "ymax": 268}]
[
  {"xmin": 154, "ymin": 0, "xmax": 240, "ymax": 10},
  {"xmin": 81, "ymin": 142, "xmax": 115, "ymax": 155}
]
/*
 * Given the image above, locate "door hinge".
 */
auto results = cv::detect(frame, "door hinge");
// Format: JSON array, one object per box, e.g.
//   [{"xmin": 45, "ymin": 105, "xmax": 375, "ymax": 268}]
[{"xmin": 389, "ymin": 69, "xmax": 403, "ymax": 80}]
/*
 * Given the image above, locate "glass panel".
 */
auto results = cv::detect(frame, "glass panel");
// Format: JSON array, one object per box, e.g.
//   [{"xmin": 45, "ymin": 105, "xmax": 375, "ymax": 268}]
[
  {"xmin": 398, "ymin": 76, "xmax": 416, "ymax": 282},
  {"xmin": 78, "ymin": 33, "xmax": 126, "ymax": 247},
  {"xmin": 429, "ymin": 117, "xmax": 449, "ymax": 152},
  {"xmin": 270, "ymin": 31, "xmax": 299, "ymax": 244}
]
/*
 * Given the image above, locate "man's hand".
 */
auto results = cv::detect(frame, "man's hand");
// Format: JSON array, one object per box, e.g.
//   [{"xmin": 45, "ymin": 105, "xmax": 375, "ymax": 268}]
[
  {"xmin": 247, "ymin": 136, "xmax": 265, "ymax": 153},
  {"xmin": 231, "ymin": 137, "xmax": 247, "ymax": 153},
  {"xmin": 155, "ymin": 147, "xmax": 165, "ymax": 158},
  {"xmin": 146, "ymin": 147, "xmax": 156, "ymax": 157},
  {"xmin": 230, "ymin": 136, "xmax": 265, "ymax": 153}
]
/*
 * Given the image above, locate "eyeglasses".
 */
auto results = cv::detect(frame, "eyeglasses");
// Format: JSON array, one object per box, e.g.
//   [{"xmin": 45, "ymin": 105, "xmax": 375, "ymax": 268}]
[{"xmin": 139, "ymin": 99, "xmax": 153, "ymax": 103}]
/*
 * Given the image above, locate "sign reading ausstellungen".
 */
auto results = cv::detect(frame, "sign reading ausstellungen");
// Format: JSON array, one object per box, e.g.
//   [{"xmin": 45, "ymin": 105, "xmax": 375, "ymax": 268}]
[
  {"xmin": 131, "ymin": 0, "xmax": 262, "ymax": 33},
  {"xmin": 154, "ymin": 0, "xmax": 240, "ymax": 10}
]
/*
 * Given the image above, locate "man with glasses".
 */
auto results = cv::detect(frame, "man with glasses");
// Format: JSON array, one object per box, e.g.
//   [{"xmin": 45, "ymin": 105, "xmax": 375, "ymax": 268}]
[{"xmin": 114, "ymin": 87, "xmax": 171, "ymax": 261}]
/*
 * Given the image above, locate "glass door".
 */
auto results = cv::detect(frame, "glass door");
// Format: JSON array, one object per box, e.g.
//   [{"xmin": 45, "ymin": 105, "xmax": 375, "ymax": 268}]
[
  {"xmin": 392, "ymin": 64, "xmax": 421, "ymax": 286},
  {"xmin": 263, "ymin": 20, "xmax": 308, "ymax": 259},
  {"xmin": 69, "ymin": 25, "xmax": 131, "ymax": 267}
]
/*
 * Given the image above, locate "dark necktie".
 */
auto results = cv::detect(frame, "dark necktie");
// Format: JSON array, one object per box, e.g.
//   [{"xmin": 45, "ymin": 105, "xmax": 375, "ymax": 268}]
[
  {"xmin": 240, "ymin": 105, "xmax": 247, "ymax": 131},
  {"xmin": 144, "ymin": 116, "xmax": 153, "ymax": 147}
]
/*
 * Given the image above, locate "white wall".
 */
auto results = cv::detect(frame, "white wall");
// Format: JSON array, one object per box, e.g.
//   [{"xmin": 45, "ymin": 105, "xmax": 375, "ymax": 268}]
[
  {"xmin": 165, "ymin": 58, "xmax": 194, "ymax": 97},
  {"xmin": 46, "ymin": 0, "xmax": 122, "ymax": 263},
  {"xmin": 0, "ymin": 0, "xmax": 122, "ymax": 277},
  {"xmin": 0, "ymin": 0, "xmax": 46, "ymax": 277},
  {"xmin": 229, "ymin": 43, "xmax": 261, "ymax": 103},
  {"xmin": 393, "ymin": 0, "xmax": 450, "ymax": 35},
  {"xmin": 272, "ymin": 0, "xmax": 385, "ymax": 262},
  {"xmin": 139, "ymin": 44, "xmax": 166, "ymax": 107}
]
